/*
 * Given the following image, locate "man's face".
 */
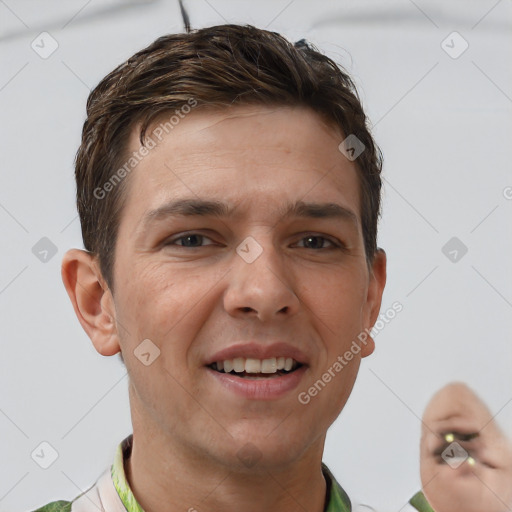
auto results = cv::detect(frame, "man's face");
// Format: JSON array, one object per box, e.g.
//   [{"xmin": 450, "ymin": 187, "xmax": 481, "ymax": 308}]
[{"xmin": 108, "ymin": 105, "xmax": 385, "ymax": 471}]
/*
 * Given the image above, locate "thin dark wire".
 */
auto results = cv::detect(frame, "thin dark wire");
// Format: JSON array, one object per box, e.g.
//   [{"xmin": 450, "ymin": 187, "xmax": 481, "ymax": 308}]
[{"xmin": 178, "ymin": 0, "xmax": 191, "ymax": 33}]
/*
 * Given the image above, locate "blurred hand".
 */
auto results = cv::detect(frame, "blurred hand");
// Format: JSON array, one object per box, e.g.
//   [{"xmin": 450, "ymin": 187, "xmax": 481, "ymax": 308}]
[{"xmin": 420, "ymin": 382, "xmax": 512, "ymax": 512}]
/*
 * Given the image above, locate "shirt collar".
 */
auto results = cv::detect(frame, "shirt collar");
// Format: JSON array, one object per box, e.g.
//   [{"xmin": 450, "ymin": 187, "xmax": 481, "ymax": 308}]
[
  {"xmin": 110, "ymin": 435, "xmax": 144, "ymax": 512},
  {"xmin": 111, "ymin": 435, "xmax": 351, "ymax": 512}
]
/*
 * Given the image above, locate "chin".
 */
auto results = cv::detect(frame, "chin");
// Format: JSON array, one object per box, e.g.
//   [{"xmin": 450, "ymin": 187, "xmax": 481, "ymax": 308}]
[{"xmin": 213, "ymin": 430, "xmax": 312, "ymax": 473}]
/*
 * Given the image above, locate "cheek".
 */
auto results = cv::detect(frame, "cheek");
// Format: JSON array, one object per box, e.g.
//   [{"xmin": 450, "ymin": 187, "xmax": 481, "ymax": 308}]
[
  {"xmin": 308, "ymin": 357, "xmax": 361, "ymax": 430},
  {"xmin": 115, "ymin": 262, "xmax": 200, "ymax": 346},
  {"xmin": 306, "ymin": 272, "xmax": 367, "ymax": 335}
]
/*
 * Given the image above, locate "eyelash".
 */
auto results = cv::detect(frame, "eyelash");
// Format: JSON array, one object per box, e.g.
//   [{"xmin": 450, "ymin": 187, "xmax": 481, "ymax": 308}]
[{"xmin": 165, "ymin": 232, "xmax": 343, "ymax": 250}]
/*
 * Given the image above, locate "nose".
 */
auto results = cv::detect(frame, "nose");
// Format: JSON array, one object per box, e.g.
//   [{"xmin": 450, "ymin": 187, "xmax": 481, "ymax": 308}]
[{"xmin": 223, "ymin": 235, "xmax": 301, "ymax": 322}]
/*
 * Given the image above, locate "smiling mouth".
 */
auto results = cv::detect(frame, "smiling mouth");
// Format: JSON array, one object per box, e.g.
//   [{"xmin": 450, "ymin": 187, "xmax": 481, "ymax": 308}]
[{"xmin": 208, "ymin": 357, "xmax": 303, "ymax": 379}]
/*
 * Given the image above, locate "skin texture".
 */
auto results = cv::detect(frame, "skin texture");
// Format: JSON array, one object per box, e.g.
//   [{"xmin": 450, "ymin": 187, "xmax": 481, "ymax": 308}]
[
  {"xmin": 62, "ymin": 105, "xmax": 387, "ymax": 512},
  {"xmin": 420, "ymin": 382, "xmax": 512, "ymax": 512}
]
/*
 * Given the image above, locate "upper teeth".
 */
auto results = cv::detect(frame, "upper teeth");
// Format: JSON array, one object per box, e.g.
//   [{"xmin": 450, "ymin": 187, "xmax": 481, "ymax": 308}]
[{"xmin": 214, "ymin": 357, "xmax": 298, "ymax": 373}]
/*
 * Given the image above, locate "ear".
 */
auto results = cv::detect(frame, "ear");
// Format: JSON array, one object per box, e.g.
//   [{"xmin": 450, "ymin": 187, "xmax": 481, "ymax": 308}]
[
  {"xmin": 61, "ymin": 249, "xmax": 121, "ymax": 356},
  {"xmin": 360, "ymin": 248, "xmax": 387, "ymax": 358}
]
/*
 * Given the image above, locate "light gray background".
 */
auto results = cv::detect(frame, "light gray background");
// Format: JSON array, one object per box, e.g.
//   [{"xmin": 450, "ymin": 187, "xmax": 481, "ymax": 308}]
[{"xmin": 1, "ymin": 0, "xmax": 511, "ymax": 510}]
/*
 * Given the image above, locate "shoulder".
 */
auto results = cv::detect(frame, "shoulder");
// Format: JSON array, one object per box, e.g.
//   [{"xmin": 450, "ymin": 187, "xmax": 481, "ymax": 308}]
[{"xmin": 30, "ymin": 500, "xmax": 72, "ymax": 512}]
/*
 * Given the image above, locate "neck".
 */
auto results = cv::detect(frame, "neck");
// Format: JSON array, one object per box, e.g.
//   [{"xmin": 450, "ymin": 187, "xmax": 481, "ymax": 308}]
[{"xmin": 125, "ymin": 427, "xmax": 328, "ymax": 512}]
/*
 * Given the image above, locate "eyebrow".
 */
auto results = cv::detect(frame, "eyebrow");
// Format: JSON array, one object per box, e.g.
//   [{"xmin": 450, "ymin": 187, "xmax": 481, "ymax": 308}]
[{"xmin": 142, "ymin": 198, "xmax": 359, "ymax": 228}]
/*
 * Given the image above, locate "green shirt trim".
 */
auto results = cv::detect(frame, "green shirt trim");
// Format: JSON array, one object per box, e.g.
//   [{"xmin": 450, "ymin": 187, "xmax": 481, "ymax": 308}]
[
  {"xmin": 409, "ymin": 490, "xmax": 435, "ymax": 512},
  {"xmin": 322, "ymin": 462, "xmax": 352, "ymax": 512},
  {"xmin": 31, "ymin": 501, "xmax": 72, "ymax": 512},
  {"xmin": 111, "ymin": 435, "xmax": 144, "ymax": 512}
]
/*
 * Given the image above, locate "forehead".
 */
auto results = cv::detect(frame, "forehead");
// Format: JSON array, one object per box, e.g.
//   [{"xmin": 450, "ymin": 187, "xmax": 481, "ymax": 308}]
[{"xmin": 120, "ymin": 105, "xmax": 361, "ymax": 228}]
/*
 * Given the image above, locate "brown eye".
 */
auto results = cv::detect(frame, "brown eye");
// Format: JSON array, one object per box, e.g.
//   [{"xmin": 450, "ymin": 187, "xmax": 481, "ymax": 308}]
[
  {"xmin": 165, "ymin": 233, "xmax": 215, "ymax": 248},
  {"xmin": 295, "ymin": 235, "xmax": 340, "ymax": 250}
]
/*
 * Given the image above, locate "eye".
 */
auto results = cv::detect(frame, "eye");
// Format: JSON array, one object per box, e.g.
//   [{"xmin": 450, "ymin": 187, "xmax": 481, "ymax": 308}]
[
  {"xmin": 294, "ymin": 235, "xmax": 340, "ymax": 250},
  {"xmin": 165, "ymin": 232, "xmax": 216, "ymax": 248}
]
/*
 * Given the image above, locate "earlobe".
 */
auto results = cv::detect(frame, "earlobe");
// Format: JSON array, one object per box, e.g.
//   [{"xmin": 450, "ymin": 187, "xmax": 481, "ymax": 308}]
[
  {"xmin": 361, "ymin": 248, "xmax": 387, "ymax": 358},
  {"xmin": 360, "ymin": 333, "xmax": 375, "ymax": 358},
  {"xmin": 61, "ymin": 249, "xmax": 121, "ymax": 357}
]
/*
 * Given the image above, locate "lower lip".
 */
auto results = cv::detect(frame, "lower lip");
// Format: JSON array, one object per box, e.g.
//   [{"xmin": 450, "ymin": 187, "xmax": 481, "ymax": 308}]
[{"xmin": 206, "ymin": 366, "xmax": 307, "ymax": 400}]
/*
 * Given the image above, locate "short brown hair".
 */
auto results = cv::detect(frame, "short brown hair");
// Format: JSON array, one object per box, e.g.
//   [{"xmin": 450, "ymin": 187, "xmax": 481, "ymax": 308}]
[{"xmin": 75, "ymin": 24, "xmax": 383, "ymax": 292}]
